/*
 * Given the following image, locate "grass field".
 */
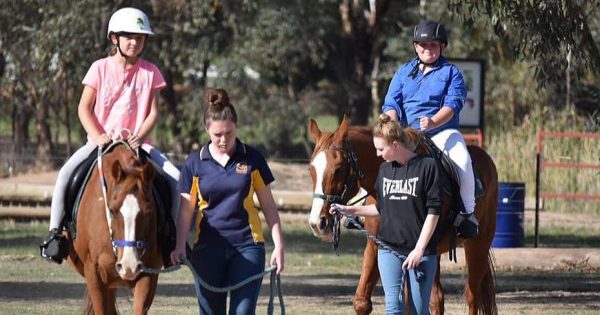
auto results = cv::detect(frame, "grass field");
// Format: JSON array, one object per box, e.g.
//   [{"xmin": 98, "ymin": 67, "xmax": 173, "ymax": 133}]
[{"xmin": 1, "ymin": 213, "xmax": 599, "ymax": 314}]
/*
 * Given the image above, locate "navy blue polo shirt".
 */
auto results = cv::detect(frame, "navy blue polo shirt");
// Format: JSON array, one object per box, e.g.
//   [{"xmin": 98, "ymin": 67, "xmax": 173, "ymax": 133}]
[{"xmin": 177, "ymin": 139, "xmax": 274, "ymax": 247}]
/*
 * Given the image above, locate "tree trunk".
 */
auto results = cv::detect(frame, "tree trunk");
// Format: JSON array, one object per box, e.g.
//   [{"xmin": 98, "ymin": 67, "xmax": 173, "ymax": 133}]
[
  {"xmin": 12, "ymin": 103, "xmax": 32, "ymax": 172},
  {"xmin": 35, "ymin": 97, "xmax": 53, "ymax": 169},
  {"xmin": 337, "ymin": 0, "xmax": 390, "ymax": 125}
]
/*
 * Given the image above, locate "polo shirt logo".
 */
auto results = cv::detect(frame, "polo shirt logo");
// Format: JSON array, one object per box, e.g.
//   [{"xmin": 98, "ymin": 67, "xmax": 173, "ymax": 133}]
[{"xmin": 236, "ymin": 162, "xmax": 248, "ymax": 174}]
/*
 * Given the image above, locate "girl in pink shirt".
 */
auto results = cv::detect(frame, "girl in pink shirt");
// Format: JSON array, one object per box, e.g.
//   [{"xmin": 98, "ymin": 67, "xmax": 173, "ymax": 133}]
[{"xmin": 40, "ymin": 7, "xmax": 180, "ymax": 263}]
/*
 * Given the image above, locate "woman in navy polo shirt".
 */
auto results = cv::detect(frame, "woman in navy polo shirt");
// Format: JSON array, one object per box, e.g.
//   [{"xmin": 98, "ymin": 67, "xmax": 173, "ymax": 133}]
[
  {"xmin": 382, "ymin": 20, "xmax": 478, "ymax": 238},
  {"xmin": 170, "ymin": 88, "xmax": 285, "ymax": 315}
]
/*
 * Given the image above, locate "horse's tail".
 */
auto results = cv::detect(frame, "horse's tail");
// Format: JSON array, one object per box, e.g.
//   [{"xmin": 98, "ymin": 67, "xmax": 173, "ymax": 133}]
[{"xmin": 478, "ymin": 249, "xmax": 498, "ymax": 315}]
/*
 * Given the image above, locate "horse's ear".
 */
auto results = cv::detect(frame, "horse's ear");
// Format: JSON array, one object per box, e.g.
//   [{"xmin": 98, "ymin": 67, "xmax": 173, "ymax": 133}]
[
  {"xmin": 333, "ymin": 114, "xmax": 349, "ymax": 142},
  {"xmin": 142, "ymin": 163, "xmax": 155, "ymax": 183},
  {"xmin": 112, "ymin": 161, "xmax": 124, "ymax": 182},
  {"xmin": 308, "ymin": 118, "xmax": 321, "ymax": 142}
]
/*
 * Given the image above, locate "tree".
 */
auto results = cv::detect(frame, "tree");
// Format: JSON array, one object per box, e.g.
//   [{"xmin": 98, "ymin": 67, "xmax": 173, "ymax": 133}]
[{"xmin": 449, "ymin": 0, "xmax": 600, "ymax": 108}]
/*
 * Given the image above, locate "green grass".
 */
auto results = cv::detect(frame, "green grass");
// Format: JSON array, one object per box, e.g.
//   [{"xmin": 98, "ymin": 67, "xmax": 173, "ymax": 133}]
[
  {"xmin": 526, "ymin": 225, "xmax": 600, "ymax": 248},
  {"xmin": 1, "ymin": 214, "xmax": 599, "ymax": 314}
]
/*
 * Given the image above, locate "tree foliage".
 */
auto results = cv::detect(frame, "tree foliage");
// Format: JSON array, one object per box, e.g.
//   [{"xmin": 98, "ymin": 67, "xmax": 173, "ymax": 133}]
[
  {"xmin": 449, "ymin": 0, "xmax": 600, "ymax": 84},
  {"xmin": 0, "ymin": 0, "xmax": 598, "ymax": 172}
]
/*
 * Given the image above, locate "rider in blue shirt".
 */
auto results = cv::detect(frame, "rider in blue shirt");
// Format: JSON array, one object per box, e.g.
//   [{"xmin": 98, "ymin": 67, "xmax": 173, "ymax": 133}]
[
  {"xmin": 382, "ymin": 20, "xmax": 478, "ymax": 238},
  {"xmin": 382, "ymin": 56, "xmax": 465, "ymax": 136}
]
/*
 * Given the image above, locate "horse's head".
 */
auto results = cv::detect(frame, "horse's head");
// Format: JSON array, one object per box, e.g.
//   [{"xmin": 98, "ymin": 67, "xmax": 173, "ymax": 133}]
[
  {"xmin": 307, "ymin": 116, "xmax": 363, "ymax": 242},
  {"xmin": 107, "ymin": 159, "xmax": 156, "ymax": 281}
]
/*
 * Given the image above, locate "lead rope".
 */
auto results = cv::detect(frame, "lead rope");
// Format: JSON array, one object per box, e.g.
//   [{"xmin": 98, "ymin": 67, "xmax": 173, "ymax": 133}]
[
  {"xmin": 138, "ymin": 251, "xmax": 285, "ymax": 313},
  {"xmin": 179, "ymin": 257, "xmax": 285, "ymax": 314},
  {"xmin": 331, "ymin": 205, "xmax": 425, "ymax": 282}
]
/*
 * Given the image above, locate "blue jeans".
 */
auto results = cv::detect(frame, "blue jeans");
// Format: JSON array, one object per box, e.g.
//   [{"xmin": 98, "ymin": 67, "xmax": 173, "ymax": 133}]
[
  {"xmin": 190, "ymin": 243, "xmax": 266, "ymax": 315},
  {"xmin": 377, "ymin": 249, "xmax": 438, "ymax": 315}
]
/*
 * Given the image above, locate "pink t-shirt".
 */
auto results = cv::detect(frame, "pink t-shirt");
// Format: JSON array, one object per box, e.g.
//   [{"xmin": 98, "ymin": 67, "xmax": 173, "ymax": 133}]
[{"xmin": 82, "ymin": 57, "xmax": 166, "ymax": 141}]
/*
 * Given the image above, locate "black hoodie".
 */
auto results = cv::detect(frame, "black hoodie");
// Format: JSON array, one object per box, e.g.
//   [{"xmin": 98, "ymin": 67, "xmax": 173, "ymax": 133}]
[{"xmin": 374, "ymin": 155, "xmax": 443, "ymax": 256}]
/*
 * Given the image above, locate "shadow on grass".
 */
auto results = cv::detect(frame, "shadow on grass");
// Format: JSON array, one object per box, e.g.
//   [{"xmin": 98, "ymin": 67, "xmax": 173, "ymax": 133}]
[
  {"xmin": 525, "ymin": 234, "xmax": 600, "ymax": 247},
  {"xmin": 0, "ymin": 235, "xmax": 42, "ymax": 248},
  {"xmin": 2, "ymin": 271, "xmax": 596, "ymax": 306},
  {"xmin": 439, "ymin": 271, "xmax": 599, "ymax": 294}
]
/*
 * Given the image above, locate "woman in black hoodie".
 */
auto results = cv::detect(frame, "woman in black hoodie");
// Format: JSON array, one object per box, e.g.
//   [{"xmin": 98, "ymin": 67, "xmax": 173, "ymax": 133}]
[{"xmin": 330, "ymin": 113, "xmax": 442, "ymax": 315}]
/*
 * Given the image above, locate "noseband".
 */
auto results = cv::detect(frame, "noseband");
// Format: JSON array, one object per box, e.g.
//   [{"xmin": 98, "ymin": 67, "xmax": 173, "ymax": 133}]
[{"xmin": 312, "ymin": 139, "xmax": 364, "ymax": 205}]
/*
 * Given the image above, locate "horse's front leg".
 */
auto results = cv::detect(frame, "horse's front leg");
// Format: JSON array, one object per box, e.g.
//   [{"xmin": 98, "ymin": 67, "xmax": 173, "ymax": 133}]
[
  {"xmin": 132, "ymin": 274, "xmax": 159, "ymax": 315},
  {"xmin": 83, "ymin": 263, "xmax": 113, "ymax": 315},
  {"xmin": 353, "ymin": 217, "xmax": 380, "ymax": 315},
  {"xmin": 429, "ymin": 256, "xmax": 445, "ymax": 315}
]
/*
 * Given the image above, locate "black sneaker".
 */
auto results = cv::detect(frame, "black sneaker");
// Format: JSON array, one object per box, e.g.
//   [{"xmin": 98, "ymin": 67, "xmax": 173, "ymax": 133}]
[
  {"xmin": 454, "ymin": 212, "xmax": 479, "ymax": 239},
  {"xmin": 40, "ymin": 228, "xmax": 68, "ymax": 264}
]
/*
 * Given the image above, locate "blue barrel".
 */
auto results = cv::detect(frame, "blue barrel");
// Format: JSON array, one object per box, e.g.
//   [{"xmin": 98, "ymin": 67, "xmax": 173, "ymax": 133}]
[{"xmin": 492, "ymin": 182, "xmax": 525, "ymax": 248}]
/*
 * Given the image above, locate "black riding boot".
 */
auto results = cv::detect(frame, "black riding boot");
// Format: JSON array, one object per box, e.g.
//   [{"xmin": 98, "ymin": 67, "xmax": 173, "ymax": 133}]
[
  {"xmin": 40, "ymin": 228, "xmax": 68, "ymax": 264},
  {"xmin": 454, "ymin": 212, "xmax": 479, "ymax": 239}
]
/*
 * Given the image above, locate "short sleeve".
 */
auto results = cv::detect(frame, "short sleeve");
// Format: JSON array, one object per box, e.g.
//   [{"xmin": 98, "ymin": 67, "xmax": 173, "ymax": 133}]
[
  {"xmin": 150, "ymin": 63, "xmax": 167, "ymax": 91},
  {"xmin": 251, "ymin": 151, "xmax": 274, "ymax": 190},
  {"xmin": 81, "ymin": 60, "xmax": 100, "ymax": 90},
  {"xmin": 177, "ymin": 153, "xmax": 197, "ymax": 195}
]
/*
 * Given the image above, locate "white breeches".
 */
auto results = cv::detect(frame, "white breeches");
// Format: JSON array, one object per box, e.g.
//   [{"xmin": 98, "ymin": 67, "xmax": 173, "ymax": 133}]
[{"xmin": 431, "ymin": 129, "xmax": 476, "ymax": 213}]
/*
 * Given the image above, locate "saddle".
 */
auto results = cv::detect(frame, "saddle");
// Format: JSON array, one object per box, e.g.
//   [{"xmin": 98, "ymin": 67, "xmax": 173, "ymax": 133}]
[
  {"xmin": 419, "ymin": 134, "xmax": 482, "ymax": 261},
  {"xmin": 62, "ymin": 145, "xmax": 177, "ymax": 267}
]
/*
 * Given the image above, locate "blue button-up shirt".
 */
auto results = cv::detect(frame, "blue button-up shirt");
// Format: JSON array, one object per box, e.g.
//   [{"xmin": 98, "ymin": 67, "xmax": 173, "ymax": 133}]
[{"xmin": 382, "ymin": 56, "xmax": 466, "ymax": 135}]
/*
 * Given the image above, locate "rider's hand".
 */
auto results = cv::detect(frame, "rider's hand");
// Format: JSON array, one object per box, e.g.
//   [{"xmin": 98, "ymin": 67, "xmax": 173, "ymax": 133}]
[
  {"xmin": 419, "ymin": 116, "xmax": 434, "ymax": 131},
  {"xmin": 127, "ymin": 134, "xmax": 141, "ymax": 150},
  {"xmin": 94, "ymin": 133, "xmax": 111, "ymax": 147}
]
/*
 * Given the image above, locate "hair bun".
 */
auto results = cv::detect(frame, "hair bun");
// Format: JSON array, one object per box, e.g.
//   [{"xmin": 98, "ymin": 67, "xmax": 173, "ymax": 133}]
[
  {"xmin": 378, "ymin": 113, "xmax": 392, "ymax": 124},
  {"xmin": 205, "ymin": 88, "xmax": 230, "ymax": 108}
]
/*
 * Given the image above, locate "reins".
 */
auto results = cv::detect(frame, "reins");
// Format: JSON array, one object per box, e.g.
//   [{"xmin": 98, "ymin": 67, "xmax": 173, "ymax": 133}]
[
  {"xmin": 97, "ymin": 140, "xmax": 146, "ymax": 256},
  {"xmin": 96, "ymin": 128, "xmax": 146, "ymax": 257}
]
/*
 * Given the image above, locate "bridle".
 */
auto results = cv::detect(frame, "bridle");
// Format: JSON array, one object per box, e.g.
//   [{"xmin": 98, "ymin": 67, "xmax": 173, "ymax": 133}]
[
  {"xmin": 312, "ymin": 139, "xmax": 368, "ymax": 253},
  {"xmin": 312, "ymin": 139, "xmax": 364, "ymax": 205},
  {"xmin": 97, "ymin": 141, "xmax": 148, "ymax": 256}
]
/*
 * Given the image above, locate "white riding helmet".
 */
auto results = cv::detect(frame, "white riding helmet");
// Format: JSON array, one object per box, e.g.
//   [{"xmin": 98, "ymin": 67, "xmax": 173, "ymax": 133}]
[{"xmin": 107, "ymin": 7, "xmax": 154, "ymax": 39}]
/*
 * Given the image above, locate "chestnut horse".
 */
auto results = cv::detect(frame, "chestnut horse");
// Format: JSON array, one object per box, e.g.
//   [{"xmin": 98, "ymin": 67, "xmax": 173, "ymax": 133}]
[
  {"xmin": 307, "ymin": 116, "xmax": 498, "ymax": 315},
  {"xmin": 65, "ymin": 142, "xmax": 162, "ymax": 315}
]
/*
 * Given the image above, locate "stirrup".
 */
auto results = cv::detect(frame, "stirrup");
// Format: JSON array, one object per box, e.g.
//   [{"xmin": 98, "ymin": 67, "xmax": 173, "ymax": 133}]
[
  {"xmin": 40, "ymin": 228, "xmax": 68, "ymax": 264},
  {"xmin": 454, "ymin": 212, "xmax": 479, "ymax": 239}
]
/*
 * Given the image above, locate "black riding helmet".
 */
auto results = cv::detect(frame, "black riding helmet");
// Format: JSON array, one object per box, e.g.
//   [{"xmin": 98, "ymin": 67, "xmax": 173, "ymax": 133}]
[
  {"xmin": 408, "ymin": 20, "xmax": 448, "ymax": 77},
  {"xmin": 413, "ymin": 20, "xmax": 448, "ymax": 46}
]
